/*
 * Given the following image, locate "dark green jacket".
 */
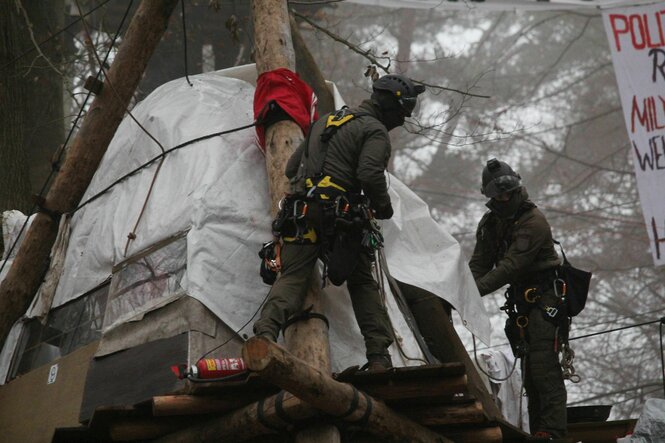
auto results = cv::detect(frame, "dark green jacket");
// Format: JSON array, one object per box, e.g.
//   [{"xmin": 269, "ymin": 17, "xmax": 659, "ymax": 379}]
[
  {"xmin": 285, "ymin": 100, "xmax": 392, "ymax": 212},
  {"xmin": 469, "ymin": 189, "xmax": 560, "ymax": 296}
]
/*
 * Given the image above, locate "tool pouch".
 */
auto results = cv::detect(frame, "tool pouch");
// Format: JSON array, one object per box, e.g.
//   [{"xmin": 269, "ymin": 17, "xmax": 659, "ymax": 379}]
[{"xmin": 504, "ymin": 317, "xmax": 528, "ymax": 358}]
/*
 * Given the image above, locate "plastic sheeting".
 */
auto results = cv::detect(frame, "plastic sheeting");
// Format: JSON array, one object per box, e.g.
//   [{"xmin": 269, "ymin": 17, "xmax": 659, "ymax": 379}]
[
  {"xmin": 479, "ymin": 349, "xmax": 529, "ymax": 433},
  {"xmin": 33, "ymin": 65, "xmax": 488, "ymax": 371},
  {"xmin": 617, "ymin": 398, "xmax": 665, "ymax": 443}
]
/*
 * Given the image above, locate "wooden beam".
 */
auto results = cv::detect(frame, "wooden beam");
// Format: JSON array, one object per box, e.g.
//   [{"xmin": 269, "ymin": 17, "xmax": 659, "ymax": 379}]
[
  {"xmin": 0, "ymin": 0, "xmax": 180, "ymax": 347},
  {"xmin": 402, "ymin": 401, "xmax": 486, "ymax": 426},
  {"xmin": 243, "ymin": 337, "xmax": 452, "ymax": 443},
  {"xmin": 250, "ymin": 0, "xmax": 334, "ymax": 420},
  {"xmin": 152, "ymin": 395, "xmax": 259, "ymax": 417},
  {"xmin": 398, "ymin": 282, "xmax": 503, "ymax": 420},
  {"xmin": 155, "ymin": 391, "xmax": 318, "ymax": 443},
  {"xmin": 435, "ymin": 426, "xmax": 502, "ymax": 443}
]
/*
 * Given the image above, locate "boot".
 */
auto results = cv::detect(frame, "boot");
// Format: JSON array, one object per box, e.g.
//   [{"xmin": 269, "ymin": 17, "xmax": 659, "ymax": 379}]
[{"xmin": 366, "ymin": 354, "xmax": 392, "ymax": 373}]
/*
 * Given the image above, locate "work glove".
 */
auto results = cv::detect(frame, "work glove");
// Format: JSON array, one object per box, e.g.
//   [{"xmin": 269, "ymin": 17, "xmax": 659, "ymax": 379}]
[{"xmin": 373, "ymin": 202, "xmax": 394, "ymax": 220}]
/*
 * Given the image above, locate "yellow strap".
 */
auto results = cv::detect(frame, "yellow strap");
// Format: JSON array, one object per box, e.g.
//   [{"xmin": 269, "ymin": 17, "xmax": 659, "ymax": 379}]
[{"xmin": 326, "ymin": 113, "xmax": 354, "ymax": 128}]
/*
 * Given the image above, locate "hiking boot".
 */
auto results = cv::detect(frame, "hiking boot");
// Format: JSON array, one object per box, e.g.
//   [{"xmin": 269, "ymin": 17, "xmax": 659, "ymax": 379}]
[{"xmin": 366, "ymin": 354, "xmax": 392, "ymax": 373}]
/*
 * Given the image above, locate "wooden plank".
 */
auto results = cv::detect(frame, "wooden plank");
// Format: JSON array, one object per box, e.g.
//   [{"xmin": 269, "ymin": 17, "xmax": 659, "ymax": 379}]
[
  {"xmin": 109, "ymin": 416, "xmax": 206, "ymax": 441},
  {"xmin": 335, "ymin": 362, "xmax": 466, "ymax": 384},
  {"xmin": 397, "ymin": 282, "xmax": 503, "ymax": 420},
  {"xmin": 355, "ymin": 375, "xmax": 468, "ymax": 401},
  {"xmin": 152, "ymin": 394, "xmax": 266, "ymax": 417},
  {"xmin": 438, "ymin": 425, "xmax": 503, "ymax": 443},
  {"xmin": 568, "ymin": 419, "xmax": 636, "ymax": 442},
  {"xmin": 402, "ymin": 401, "xmax": 487, "ymax": 426}
]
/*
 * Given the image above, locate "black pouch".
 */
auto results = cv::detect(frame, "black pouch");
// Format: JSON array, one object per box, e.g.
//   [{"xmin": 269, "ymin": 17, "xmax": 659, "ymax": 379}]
[
  {"xmin": 504, "ymin": 317, "xmax": 528, "ymax": 358},
  {"xmin": 258, "ymin": 241, "xmax": 279, "ymax": 285},
  {"xmin": 326, "ymin": 230, "xmax": 362, "ymax": 286},
  {"xmin": 559, "ymin": 262, "xmax": 591, "ymax": 316},
  {"xmin": 554, "ymin": 240, "xmax": 592, "ymax": 317}
]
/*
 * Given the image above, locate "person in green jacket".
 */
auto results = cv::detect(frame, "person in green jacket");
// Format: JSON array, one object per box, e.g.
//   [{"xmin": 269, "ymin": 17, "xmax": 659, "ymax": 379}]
[
  {"xmin": 469, "ymin": 159, "xmax": 567, "ymax": 439},
  {"xmin": 253, "ymin": 74, "xmax": 425, "ymax": 372}
]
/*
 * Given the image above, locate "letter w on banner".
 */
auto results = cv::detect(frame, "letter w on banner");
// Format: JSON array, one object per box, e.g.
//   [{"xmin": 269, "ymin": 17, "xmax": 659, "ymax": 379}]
[{"xmin": 603, "ymin": 3, "xmax": 665, "ymax": 266}]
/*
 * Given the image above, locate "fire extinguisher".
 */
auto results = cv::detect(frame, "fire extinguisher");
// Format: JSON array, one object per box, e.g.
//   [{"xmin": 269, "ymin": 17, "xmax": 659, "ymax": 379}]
[{"xmin": 171, "ymin": 357, "xmax": 247, "ymax": 380}]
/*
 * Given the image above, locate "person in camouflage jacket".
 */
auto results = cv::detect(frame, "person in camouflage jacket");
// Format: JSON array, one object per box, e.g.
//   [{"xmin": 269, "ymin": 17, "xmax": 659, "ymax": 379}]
[{"xmin": 469, "ymin": 159, "xmax": 567, "ymax": 439}]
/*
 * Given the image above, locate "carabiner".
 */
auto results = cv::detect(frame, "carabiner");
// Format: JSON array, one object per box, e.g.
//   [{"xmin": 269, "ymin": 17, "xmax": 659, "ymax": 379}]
[
  {"xmin": 524, "ymin": 287, "xmax": 539, "ymax": 303},
  {"xmin": 516, "ymin": 316, "xmax": 529, "ymax": 328},
  {"xmin": 554, "ymin": 278, "xmax": 567, "ymax": 298}
]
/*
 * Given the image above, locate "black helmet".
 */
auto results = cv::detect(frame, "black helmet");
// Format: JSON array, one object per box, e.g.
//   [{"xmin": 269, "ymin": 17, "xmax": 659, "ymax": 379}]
[
  {"xmin": 481, "ymin": 158, "xmax": 522, "ymax": 198},
  {"xmin": 372, "ymin": 74, "xmax": 426, "ymax": 117}
]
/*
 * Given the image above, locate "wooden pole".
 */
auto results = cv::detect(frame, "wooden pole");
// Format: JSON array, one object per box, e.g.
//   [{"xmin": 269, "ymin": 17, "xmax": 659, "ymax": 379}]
[
  {"xmin": 0, "ymin": 0, "xmax": 180, "ymax": 347},
  {"xmin": 155, "ymin": 390, "xmax": 318, "ymax": 443},
  {"xmin": 250, "ymin": 0, "xmax": 333, "ymax": 376},
  {"xmin": 243, "ymin": 337, "xmax": 451, "ymax": 443}
]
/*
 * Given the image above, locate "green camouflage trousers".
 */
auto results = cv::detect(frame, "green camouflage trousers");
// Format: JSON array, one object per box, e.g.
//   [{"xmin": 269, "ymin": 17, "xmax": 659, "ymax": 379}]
[
  {"xmin": 523, "ymin": 292, "xmax": 568, "ymax": 437},
  {"xmin": 253, "ymin": 242, "xmax": 393, "ymax": 358}
]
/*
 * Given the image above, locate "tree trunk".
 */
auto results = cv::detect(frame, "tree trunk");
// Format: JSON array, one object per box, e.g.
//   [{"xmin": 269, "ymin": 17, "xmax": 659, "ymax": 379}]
[
  {"xmin": 251, "ymin": 2, "xmax": 336, "ymax": 441},
  {"xmin": 0, "ymin": 0, "xmax": 180, "ymax": 349},
  {"xmin": 0, "ymin": 2, "xmax": 32, "ymax": 214}
]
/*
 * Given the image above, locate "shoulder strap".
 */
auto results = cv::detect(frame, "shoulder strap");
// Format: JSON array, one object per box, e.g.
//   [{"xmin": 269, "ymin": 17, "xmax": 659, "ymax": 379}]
[
  {"xmin": 305, "ymin": 107, "xmax": 369, "ymax": 179},
  {"xmin": 552, "ymin": 239, "xmax": 570, "ymax": 265}
]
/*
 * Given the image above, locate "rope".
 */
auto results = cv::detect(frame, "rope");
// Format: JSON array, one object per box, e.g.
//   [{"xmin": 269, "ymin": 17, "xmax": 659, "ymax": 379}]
[
  {"xmin": 376, "ymin": 249, "xmax": 430, "ymax": 365},
  {"xmin": 0, "ymin": 1, "xmax": 133, "ymax": 277},
  {"xmin": 198, "ymin": 288, "xmax": 271, "ymax": 361},
  {"xmin": 472, "ymin": 334, "xmax": 518, "ymax": 382},
  {"xmin": 180, "ymin": 0, "xmax": 193, "ymax": 87},
  {"xmin": 72, "ymin": 122, "xmax": 256, "ymax": 214}
]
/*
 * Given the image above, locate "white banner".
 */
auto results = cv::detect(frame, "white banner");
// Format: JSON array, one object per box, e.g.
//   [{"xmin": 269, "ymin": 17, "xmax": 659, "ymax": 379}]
[{"xmin": 603, "ymin": 3, "xmax": 665, "ymax": 267}]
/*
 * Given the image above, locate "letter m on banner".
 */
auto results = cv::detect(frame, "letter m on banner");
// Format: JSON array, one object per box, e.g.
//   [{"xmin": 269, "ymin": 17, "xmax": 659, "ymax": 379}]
[{"xmin": 603, "ymin": 2, "xmax": 665, "ymax": 266}]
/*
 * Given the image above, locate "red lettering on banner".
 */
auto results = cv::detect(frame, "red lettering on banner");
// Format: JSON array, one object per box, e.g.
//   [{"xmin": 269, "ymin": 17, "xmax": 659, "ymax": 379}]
[
  {"xmin": 631, "ymin": 95, "xmax": 665, "ymax": 133},
  {"xmin": 610, "ymin": 11, "xmax": 665, "ymax": 51}
]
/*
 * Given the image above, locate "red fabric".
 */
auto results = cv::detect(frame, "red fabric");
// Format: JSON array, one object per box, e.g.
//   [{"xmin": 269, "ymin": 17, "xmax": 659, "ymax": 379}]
[{"xmin": 253, "ymin": 68, "xmax": 318, "ymax": 151}]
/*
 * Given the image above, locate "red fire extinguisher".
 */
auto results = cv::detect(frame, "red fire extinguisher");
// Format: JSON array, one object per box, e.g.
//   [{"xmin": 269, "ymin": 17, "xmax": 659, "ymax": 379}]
[{"xmin": 171, "ymin": 357, "xmax": 247, "ymax": 380}]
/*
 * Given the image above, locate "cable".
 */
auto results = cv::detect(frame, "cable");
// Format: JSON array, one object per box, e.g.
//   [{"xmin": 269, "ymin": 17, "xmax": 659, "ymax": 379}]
[
  {"xmin": 73, "ymin": 0, "xmax": 166, "ymax": 154},
  {"xmin": 72, "ymin": 122, "xmax": 256, "ymax": 214},
  {"xmin": 0, "ymin": 0, "xmax": 115, "ymax": 72},
  {"xmin": 472, "ymin": 335, "xmax": 518, "ymax": 382},
  {"xmin": 180, "ymin": 0, "xmax": 193, "ymax": 87},
  {"xmin": 0, "ymin": 1, "xmax": 133, "ymax": 278},
  {"xmin": 198, "ymin": 289, "xmax": 272, "ymax": 361},
  {"xmin": 473, "ymin": 314, "xmax": 665, "ymax": 352},
  {"xmin": 568, "ymin": 318, "xmax": 662, "ymax": 341}
]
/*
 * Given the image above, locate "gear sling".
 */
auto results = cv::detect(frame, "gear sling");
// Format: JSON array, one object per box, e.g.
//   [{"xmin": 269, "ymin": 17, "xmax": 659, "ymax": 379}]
[{"xmin": 259, "ymin": 107, "xmax": 383, "ymax": 286}]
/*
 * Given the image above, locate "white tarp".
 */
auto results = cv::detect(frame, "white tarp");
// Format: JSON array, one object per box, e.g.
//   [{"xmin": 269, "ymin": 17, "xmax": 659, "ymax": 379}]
[
  {"xmin": 30, "ymin": 65, "xmax": 489, "ymax": 371},
  {"xmin": 603, "ymin": 3, "xmax": 665, "ymax": 267}
]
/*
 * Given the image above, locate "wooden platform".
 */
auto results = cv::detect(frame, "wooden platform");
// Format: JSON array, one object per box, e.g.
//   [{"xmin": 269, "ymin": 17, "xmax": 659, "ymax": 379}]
[{"xmin": 53, "ymin": 363, "xmax": 531, "ymax": 442}]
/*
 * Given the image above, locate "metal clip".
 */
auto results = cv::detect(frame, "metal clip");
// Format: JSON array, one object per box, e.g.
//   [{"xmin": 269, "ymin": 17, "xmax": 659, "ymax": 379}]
[
  {"xmin": 553, "ymin": 278, "xmax": 567, "ymax": 298},
  {"xmin": 524, "ymin": 287, "xmax": 539, "ymax": 303},
  {"xmin": 293, "ymin": 200, "xmax": 308, "ymax": 219},
  {"xmin": 516, "ymin": 316, "xmax": 529, "ymax": 328},
  {"xmin": 544, "ymin": 306, "xmax": 559, "ymax": 318}
]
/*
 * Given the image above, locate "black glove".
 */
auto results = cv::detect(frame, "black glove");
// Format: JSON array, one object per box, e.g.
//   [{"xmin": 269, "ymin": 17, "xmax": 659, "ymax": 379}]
[{"xmin": 373, "ymin": 202, "xmax": 394, "ymax": 220}]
